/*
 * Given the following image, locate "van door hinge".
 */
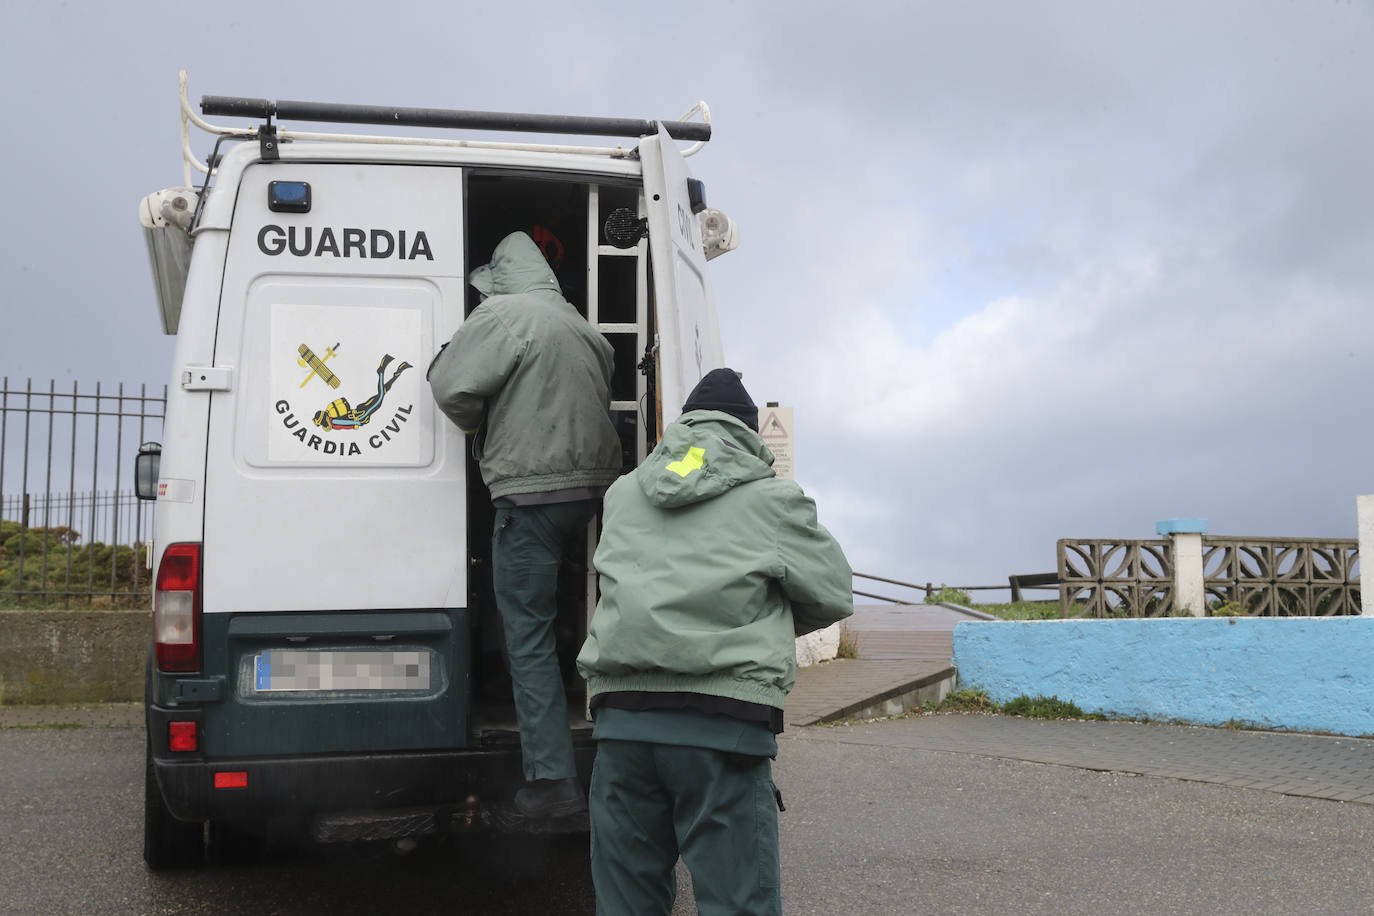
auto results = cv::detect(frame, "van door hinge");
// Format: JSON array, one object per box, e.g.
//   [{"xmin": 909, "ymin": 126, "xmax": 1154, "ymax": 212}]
[{"xmin": 181, "ymin": 366, "xmax": 233, "ymax": 391}]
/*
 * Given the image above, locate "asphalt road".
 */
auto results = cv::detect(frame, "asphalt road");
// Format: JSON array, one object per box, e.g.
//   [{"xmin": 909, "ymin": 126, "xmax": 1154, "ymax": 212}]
[{"xmin": 5, "ymin": 721, "xmax": 1374, "ymax": 915}]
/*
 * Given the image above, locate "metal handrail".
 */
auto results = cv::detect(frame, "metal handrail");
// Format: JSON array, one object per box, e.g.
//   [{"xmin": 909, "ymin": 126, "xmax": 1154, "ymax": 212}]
[{"xmin": 851, "ymin": 572, "xmax": 1059, "ymax": 607}]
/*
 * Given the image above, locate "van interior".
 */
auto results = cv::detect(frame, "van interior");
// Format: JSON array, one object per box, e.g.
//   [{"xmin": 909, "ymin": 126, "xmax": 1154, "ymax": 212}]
[{"xmin": 462, "ymin": 172, "xmax": 655, "ymax": 747}]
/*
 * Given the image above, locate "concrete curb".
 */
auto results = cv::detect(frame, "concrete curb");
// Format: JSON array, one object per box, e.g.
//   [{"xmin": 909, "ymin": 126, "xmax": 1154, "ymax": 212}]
[
  {"xmin": 0, "ymin": 702, "xmax": 142, "ymax": 727},
  {"xmin": 810, "ymin": 666, "xmax": 956, "ymax": 725}
]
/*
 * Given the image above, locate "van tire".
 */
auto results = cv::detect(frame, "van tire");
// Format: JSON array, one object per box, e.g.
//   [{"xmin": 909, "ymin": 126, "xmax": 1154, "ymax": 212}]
[
  {"xmin": 143, "ymin": 740, "xmax": 206, "ymax": 870},
  {"xmin": 207, "ymin": 819, "xmax": 264, "ymax": 866}
]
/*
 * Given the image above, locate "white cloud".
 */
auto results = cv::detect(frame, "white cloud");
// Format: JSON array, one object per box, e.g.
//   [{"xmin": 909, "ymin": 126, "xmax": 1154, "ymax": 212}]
[{"xmin": 3, "ymin": 1, "xmax": 1372, "ymax": 597}]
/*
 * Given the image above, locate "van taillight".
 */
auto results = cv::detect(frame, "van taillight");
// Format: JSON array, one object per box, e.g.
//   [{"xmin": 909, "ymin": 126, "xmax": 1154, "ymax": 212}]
[{"xmin": 154, "ymin": 542, "xmax": 201, "ymax": 672}]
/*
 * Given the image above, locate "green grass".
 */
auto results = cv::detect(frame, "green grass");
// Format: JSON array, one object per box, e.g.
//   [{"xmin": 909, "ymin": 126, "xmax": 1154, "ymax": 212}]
[
  {"xmin": 918, "ymin": 689, "xmax": 1102, "ymax": 720},
  {"xmin": 938, "ymin": 687, "xmax": 997, "ymax": 712},
  {"xmin": 829, "ymin": 687, "xmax": 1105, "ymax": 725},
  {"xmin": 925, "ymin": 585, "xmax": 973, "ymax": 606},
  {"xmin": 1, "ymin": 521, "xmax": 151, "ymax": 610},
  {"xmin": 971, "ymin": 600, "xmax": 1064, "ymax": 620},
  {"xmin": 1001, "ymin": 694, "xmax": 1105, "ymax": 719}
]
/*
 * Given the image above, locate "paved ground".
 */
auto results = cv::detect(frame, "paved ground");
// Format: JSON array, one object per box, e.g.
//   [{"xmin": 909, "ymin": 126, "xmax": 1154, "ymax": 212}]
[
  {"xmin": 7, "ymin": 719, "xmax": 1374, "ymax": 915},
  {"xmin": 9, "ymin": 599, "xmax": 1374, "ymax": 915},
  {"xmin": 786, "ymin": 601, "xmax": 1374, "ymax": 806},
  {"xmin": 10, "ymin": 688, "xmax": 1374, "ymax": 809},
  {"xmin": 772, "ymin": 721, "xmax": 1374, "ymax": 916},
  {"xmin": 802, "ymin": 712, "xmax": 1374, "ymax": 805}
]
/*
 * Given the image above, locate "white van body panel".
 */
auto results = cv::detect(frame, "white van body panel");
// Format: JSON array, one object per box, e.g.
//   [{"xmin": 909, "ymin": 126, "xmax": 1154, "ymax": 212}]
[
  {"xmin": 640, "ymin": 125, "xmax": 725, "ymax": 424},
  {"xmin": 153, "ymin": 230, "xmax": 234, "ymax": 551},
  {"xmin": 201, "ymin": 162, "xmax": 467, "ymax": 613},
  {"xmin": 193, "ymin": 143, "xmax": 643, "ymax": 232}
]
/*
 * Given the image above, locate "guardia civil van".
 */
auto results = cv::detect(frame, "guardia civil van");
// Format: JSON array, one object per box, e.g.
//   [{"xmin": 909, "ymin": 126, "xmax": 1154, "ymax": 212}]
[{"xmin": 135, "ymin": 71, "xmax": 738, "ymax": 868}]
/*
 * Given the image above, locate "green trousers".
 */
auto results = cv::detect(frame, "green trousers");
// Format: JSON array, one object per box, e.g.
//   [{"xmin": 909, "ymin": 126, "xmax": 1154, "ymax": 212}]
[
  {"xmin": 491, "ymin": 499, "xmax": 596, "ymax": 781},
  {"xmin": 590, "ymin": 739, "xmax": 781, "ymax": 916}
]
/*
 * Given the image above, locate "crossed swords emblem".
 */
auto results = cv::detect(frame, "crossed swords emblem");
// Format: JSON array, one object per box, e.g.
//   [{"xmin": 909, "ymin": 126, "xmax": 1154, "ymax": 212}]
[{"xmin": 298, "ymin": 342, "xmax": 342, "ymax": 389}]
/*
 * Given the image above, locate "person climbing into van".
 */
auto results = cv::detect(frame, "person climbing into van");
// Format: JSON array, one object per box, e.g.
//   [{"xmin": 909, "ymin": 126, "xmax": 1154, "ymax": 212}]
[
  {"xmin": 576, "ymin": 368, "xmax": 853, "ymax": 915},
  {"xmin": 429, "ymin": 230, "xmax": 622, "ymax": 819}
]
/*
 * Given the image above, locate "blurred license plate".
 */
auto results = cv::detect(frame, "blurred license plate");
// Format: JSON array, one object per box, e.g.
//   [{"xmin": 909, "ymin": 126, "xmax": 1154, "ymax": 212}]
[{"xmin": 254, "ymin": 649, "xmax": 431, "ymax": 692}]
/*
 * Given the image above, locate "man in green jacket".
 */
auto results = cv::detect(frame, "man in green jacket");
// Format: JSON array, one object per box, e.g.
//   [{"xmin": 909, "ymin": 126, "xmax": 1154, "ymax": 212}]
[
  {"xmin": 430, "ymin": 230, "xmax": 622, "ymax": 819},
  {"xmin": 577, "ymin": 368, "xmax": 853, "ymax": 915}
]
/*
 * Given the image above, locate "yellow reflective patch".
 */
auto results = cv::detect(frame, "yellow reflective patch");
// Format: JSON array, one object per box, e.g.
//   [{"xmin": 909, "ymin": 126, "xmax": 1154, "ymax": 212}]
[{"xmin": 666, "ymin": 446, "xmax": 706, "ymax": 478}]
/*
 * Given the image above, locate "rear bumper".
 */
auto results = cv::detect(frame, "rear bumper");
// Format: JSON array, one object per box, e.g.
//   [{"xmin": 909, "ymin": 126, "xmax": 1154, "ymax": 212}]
[{"xmin": 149, "ymin": 703, "xmax": 595, "ymax": 822}]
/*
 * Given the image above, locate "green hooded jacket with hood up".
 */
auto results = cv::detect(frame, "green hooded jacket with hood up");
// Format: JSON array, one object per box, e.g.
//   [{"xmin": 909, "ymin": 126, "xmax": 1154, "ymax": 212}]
[
  {"xmin": 428, "ymin": 231, "xmax": 622, "ymax": 500},
  {"xmin": 576, "ymin": 411, "xmax": 854, "ymax": 711}
]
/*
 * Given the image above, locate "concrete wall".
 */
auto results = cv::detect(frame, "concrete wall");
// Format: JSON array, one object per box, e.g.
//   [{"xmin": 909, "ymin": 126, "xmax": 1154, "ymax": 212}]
[
  {"xmin": 953, "ymin": 617, "xmax": 1374, "ymax": 737},
  {"xmin": 0, "ymin": 610, "xmax": 147, "ymax": 704},
  {"xmin": 795, "ymin": 622, "xmax": 841, "ymax": 667},
  {"xmin": 1, "ymin": 608, "xmax": 838, "ymax": 703}
]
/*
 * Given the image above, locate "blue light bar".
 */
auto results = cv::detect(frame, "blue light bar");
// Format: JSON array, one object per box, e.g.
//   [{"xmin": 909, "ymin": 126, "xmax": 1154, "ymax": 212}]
[{"xmin": 268, "ymin": 180, "xmax": 311, "ymax": 213}]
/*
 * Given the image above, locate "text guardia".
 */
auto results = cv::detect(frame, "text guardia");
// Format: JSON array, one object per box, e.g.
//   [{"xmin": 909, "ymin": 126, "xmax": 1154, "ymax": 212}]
[{"xmin": 257, "ymin": 225, "xmax": 434, "ymax": 260}]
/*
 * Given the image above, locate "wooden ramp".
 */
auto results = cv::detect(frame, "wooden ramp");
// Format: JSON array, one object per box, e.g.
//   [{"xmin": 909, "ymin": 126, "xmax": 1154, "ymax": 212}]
[{"xmin": 843, "ymin": 603, "xmax": 991, "ymax": 661}]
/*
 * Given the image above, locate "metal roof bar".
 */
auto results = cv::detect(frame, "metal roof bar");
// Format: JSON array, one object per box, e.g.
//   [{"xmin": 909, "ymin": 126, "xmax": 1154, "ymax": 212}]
[{"xmin": 201, "ymin": 95, "xmax": 712, "ymax": 142}]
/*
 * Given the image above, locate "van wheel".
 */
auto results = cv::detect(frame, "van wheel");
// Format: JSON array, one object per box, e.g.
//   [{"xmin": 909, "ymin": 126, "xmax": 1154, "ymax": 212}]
[
  {"xmin": 143, "ymin": 742, "xmax": 205, "ymax": 870},
  {"xmin": 207, "ymin": 819, "xmax": 264, "ymax": 866}
]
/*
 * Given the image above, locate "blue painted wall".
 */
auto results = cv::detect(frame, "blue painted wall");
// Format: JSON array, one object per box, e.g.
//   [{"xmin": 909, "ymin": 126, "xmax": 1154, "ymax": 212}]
[{"xmin": 952, "ymin": 618, "xmax": 1374, "ymax": 737}]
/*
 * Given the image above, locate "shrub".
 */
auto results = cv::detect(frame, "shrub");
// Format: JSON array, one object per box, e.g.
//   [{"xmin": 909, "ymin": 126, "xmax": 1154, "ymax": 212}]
[
  {"xmin": 835, "ymin": 625, "xmax": 860, "ymax": 659},
  {"xmin": 939, "ymin": 688, "xmax": 995, "ymax": 712},
  {"xmin": 1209, "ymin": 601, "xmax": 1250, "ymax": 618},
  {"xmin": 925, "ymin": 585, "xmax": 972, "ymax": 606},
  {"xmin": 1001, "ymin": 694, "xmax": 1102, "ymax": 719}
]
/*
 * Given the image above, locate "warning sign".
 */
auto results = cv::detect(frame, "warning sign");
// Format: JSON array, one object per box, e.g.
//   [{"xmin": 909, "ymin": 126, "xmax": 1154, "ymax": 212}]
[{"xmin": 759, "ymin": 406, "xmax": 793, "ymax": 480}]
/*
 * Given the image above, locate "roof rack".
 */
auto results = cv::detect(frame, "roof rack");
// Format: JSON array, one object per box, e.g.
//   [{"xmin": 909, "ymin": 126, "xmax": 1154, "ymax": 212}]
[{"xmin": 176, "ymin": 71, "xmax": 712, "ymax": 186}]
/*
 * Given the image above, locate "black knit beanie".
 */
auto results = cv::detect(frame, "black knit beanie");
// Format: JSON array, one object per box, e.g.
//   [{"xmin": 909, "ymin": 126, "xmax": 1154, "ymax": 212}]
[{"xmin": 682, "ymin": 368, "xmax": 758, "ymax": 431}]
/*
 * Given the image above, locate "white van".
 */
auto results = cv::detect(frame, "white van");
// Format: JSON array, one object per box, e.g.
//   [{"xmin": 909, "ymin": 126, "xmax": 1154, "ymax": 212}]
[{"xmin": 135, "ymin": 72, "xmax": 738, "ymax": 868}]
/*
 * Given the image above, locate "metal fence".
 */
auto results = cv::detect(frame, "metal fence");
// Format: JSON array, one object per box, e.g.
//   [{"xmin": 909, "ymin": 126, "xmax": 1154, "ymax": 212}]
[{"xmin": 0, "ymin": 379, "xmax": 166, "ymax": 608}]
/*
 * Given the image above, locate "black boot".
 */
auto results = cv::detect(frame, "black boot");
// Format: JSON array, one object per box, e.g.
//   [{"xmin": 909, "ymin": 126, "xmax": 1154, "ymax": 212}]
[{"xmin": 514, "ymin": 777, "xmax": 587, "ymax": 819}]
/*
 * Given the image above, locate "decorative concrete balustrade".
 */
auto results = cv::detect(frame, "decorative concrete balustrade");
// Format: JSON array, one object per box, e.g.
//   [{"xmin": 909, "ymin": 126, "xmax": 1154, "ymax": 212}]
[{"xmin": 1057, "ymin": 520, "xmax": 1361, "ymax": 618}]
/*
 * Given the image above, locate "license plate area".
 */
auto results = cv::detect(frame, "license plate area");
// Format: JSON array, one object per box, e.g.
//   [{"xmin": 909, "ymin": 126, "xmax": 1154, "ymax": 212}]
[{"xmin": 244, "ymin": 647, "xmax": 437, "ymax": 699}]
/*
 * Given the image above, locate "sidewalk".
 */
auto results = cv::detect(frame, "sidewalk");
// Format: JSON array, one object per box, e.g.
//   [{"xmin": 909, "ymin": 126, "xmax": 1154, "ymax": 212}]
[
  {"xmin": 786, "ymin": 659, "xmax": 954, "ymax": 726},
  {"xmin": 785, "ymin": 602, "xmax": 966, "ymax": 726},
  {"xmin": 790, "ymin": 713, "xmax": 1374, "ymax": 806},
  {"xmin": 7, "ymin": 695, "xmax": 1374, "ymax": 808},
  {"xmin": 785, "ymin": 602, "xmax": 1374, "ymax": 807}
]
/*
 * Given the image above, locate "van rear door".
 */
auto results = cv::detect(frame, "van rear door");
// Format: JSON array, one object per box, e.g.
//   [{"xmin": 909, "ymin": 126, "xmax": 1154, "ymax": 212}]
[
  {"xmin": 640, "ymin": 124, "xmax": 725, "ymax": 427},
  {"xmin": 198, "ymin": 161, "xmax": 468, "ymax": 756}
]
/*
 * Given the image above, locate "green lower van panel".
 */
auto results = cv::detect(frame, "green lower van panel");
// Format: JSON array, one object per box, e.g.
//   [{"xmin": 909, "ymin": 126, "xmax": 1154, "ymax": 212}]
[{"xmin": 197, "ymin": 609, "xmax": 470, "ymax": 757}]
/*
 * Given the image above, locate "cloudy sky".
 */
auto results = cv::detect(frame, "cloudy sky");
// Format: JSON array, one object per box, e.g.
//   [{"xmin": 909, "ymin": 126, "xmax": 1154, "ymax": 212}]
[{"xmin": 3, "ymin": 1, "xmax": 1371, "ymax": 598}]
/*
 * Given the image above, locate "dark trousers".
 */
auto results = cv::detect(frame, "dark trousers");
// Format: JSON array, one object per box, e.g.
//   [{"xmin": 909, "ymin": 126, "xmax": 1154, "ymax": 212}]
[
  {"xmin": 590, "ymin": 738, "xmax": 781, "ymax": 916},
  {"xmin": 491, "ymin": 499, "xmax": 597, "ymax": 781}
]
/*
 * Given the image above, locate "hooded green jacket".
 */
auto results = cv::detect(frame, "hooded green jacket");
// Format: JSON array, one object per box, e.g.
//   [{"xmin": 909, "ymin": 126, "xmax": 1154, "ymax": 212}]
[
  {"xmin": 576, "ymin": 411, "xmax": 854, "ymax": 710},
  {"xmin": 428, "ymin": 232, "xmax": 622, "ymax": 500}
]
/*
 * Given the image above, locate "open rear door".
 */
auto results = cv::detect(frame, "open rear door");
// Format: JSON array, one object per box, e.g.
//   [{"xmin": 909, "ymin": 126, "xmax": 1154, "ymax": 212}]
[{"xmin": 640, "ymin": 124, "xmax": 724, "ymax": 431}]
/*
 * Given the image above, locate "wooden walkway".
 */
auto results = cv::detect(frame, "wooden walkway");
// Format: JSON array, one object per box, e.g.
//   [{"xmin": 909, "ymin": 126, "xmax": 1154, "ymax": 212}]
[{"xmin": 843, "ymin": 603, "xmax": 990, "ymax": 661}]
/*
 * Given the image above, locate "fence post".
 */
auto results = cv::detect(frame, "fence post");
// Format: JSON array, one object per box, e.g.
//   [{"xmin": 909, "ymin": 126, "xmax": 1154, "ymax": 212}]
[
  {"xmin": 1158, "ymin": 519, "xmax": 1207, "ymax": 616},
  {"xmin": 1359, "ymin": 496, "xmax": 1374, "ymax": 617}
]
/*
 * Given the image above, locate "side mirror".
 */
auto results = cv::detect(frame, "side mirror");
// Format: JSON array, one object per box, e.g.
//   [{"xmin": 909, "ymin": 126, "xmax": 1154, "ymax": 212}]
[{"xmin": 135, "ymin": 442, "xmax": 162, "ymax": 501}]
